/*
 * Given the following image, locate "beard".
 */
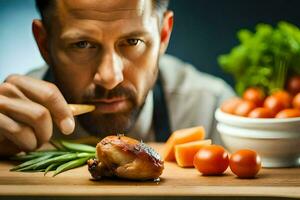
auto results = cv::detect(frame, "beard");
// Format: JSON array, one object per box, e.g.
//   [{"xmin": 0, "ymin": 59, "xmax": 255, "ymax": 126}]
[
  {"xmin": 77, "ymin": 84, "xmax": 140, "ymax": 137},
  {"xmin": 77, "ymin": 69, "xmax": 158, "ymax": 138},
  {"xmin": 78, "ymin": 106, "xmax": 141, "ymax": 137}
]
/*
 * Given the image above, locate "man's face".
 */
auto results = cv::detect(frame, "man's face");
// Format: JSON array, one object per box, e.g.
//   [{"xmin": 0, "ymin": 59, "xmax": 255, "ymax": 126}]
[{"xmin": 38, "ymin": 0, "xmax": 170, "ymax": 136}]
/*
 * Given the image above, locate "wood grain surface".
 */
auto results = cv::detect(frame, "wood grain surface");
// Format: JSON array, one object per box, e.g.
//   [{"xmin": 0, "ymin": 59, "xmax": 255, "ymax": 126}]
[{"xmin": 0, "ymin": 143, "xmax": 299, "ymax": 199}]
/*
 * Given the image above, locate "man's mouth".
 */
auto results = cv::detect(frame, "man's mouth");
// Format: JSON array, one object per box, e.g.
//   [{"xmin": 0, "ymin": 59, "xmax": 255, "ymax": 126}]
[{"xmin": 87, "ymin": 97, "xmax": 130, "ymax": 114}]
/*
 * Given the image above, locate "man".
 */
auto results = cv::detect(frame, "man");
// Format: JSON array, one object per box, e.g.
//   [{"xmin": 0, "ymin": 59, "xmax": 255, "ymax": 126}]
[{"xmin": 0, "ymin": 0, "xmax": 234, "ymax": 156}]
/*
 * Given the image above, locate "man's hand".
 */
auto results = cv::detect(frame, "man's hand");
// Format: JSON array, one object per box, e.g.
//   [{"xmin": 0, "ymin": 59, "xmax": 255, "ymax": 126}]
[{"xmin": 0, "ymin": 74, "xmax": 75, "ymax": 156}]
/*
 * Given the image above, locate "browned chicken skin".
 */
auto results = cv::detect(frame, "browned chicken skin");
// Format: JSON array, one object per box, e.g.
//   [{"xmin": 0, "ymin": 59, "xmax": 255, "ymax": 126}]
[{"xmin": 88, "ymin": 135, "xmax": 164, "ymax": 180}]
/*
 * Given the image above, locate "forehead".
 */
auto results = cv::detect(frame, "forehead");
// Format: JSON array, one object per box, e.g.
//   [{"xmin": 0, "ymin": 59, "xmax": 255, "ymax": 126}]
[
  {"xmin": 55, "ymin": 0, "xmax": 153, "ymax": 21},
  {"xmin": 52, "ymin": 0, "xmax": 158, "ymax": 38}
]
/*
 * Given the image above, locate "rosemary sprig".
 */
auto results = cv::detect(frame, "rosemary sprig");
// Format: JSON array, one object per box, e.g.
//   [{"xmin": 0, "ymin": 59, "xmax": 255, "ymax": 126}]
[{"xmin": 10, "ymin": 140, "xmax": 96, "ymax": 176}]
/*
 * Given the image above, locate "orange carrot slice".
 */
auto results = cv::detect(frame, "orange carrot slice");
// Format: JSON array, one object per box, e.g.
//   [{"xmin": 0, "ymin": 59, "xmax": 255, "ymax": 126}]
[
  {"xmin": 163, "ymin": 126, "xmax": 206, "ymax": 161},
  {"xmin": 175, "ymin": 139, "xmax": 212, "ymax": 167}
]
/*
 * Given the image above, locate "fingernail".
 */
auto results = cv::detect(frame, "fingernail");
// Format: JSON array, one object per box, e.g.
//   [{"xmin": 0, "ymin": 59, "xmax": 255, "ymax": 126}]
[{"xmin": 60, "ymin": 118, "xmax": 75, "ymax": 135}]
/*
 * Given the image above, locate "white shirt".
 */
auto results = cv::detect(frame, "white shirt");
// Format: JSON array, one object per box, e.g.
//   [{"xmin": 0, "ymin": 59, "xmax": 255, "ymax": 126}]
[{"xmin": 27, "ymin": 54, "xmax": 235, "ymax": 144}]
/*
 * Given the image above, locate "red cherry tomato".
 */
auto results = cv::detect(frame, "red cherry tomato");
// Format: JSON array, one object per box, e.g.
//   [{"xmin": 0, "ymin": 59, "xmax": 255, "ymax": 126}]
[
  {"xmin": 229, "ymin": 149, "xmax": 261, "ymax": 178},
  {"xmin": 263, "ymin": 95, "xmax": 286, "ymax": 116},
  {"xmin": 292, "ymin": 93, "xmax": 300, "ymax": 109},
  {"xmin": 243, "ymin": 87, "xmax": 265, "ymax": 106},
  {"xmin": 272, "ymin": 90, "xmax": 292, "ymax": 108},
  {"xmin": 287, "ymin": 75, "xmax": 300, "ymax": 95},
  {"xmin": 234, "ymin": 100, "xmax": 256, "ymax": 117},
  {"xmin": 221, "ymin": 97, "xmax": 243, "ymax": 114},
  {"xmin": 275, "ymin": 109, "xmax": 300, "ymax": 118},
  {"xmin": 193, "ymin": 145, "xmax": 229, "ymax": 175},
  {"xmin": 248, "ymin": 107, "xmax": 273, "ymax": 118}
]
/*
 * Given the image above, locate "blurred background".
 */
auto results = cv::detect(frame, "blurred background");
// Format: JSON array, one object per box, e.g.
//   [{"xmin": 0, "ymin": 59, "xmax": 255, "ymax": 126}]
[{"xmin": 1, "ymin": 0, "xmax": 300, "ymax": 85}]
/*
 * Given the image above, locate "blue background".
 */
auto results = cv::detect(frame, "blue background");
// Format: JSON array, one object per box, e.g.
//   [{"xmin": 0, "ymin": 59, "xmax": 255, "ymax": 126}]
[{"xmin": 1, "ymin": 0, "xmax": 300, "ymax": 86}]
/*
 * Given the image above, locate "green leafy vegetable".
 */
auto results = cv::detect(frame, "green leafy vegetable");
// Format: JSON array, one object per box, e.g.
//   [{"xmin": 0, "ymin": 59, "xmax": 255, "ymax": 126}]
[
  {"xmin": 218, "ymin": 21, "xmax": 300, "ymax": 95},
  {"xmin": 53, "ymin": 157, "xmax": 88, "ymax": 177},
  {"xmin": 10, "ymin": 154, "xmax": 53, "ymax": 171},
  {"xmin": 44, "ymin": 162, "xmax": 62, "ymax": 176},
  {"xmin": 10, "ymin": 140, "xmax": 96, "ymax": 176},
  {"xmin": 60, "ymin": 140, "xmax": 96, "ymax": 153}
]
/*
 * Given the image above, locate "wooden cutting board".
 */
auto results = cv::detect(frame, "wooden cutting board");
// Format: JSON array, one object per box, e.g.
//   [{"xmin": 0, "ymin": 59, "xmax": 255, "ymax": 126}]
[{"xmin": 0, "ymin": 143, "xmax": 299, "ymax": 199}]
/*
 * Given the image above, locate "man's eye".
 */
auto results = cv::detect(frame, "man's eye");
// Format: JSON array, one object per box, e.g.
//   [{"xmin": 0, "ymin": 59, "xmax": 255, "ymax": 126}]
[
  {"xmin": 73, "ymin": 41, "xmax": 95, "ymax": 49},
  {"xmin": 125, "ymin": 39, "xmax": 141, "ymax": 46}
]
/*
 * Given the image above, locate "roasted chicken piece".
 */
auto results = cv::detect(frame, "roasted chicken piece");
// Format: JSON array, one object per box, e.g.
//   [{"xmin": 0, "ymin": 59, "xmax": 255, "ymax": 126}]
[{"xmin": 87, "ymin": 135, "xmax": 164, "ymax": 180}]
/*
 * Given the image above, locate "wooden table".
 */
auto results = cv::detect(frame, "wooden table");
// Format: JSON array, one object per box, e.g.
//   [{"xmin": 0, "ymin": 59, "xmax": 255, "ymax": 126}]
[{"xmin": 0, "ymin": 143, "xmax": 299, "ymax": 200}]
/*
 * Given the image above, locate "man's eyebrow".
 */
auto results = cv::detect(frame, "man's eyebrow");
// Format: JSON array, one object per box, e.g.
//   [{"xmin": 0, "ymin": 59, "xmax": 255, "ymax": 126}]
[
  {"xmin": 119, "ymin": 30, "xmax": 151, "ymax": 39},
  {"xmin": 60, "ymin": 30, "xmax": 151, "ymax": 40},
  {"xmin": 60, "ymin": 31, "xmax": 95, "ymax": 40}
]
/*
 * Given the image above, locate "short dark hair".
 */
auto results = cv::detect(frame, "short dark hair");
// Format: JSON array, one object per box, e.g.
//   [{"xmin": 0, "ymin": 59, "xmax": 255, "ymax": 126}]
[{"xmin": 36, "ymin": 0, "xmax": 169, "ymax": 28}]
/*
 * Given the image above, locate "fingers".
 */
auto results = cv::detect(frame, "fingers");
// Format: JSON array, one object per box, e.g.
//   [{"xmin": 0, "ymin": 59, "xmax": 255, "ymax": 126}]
[
  {"xmin": 0, "ymin": 113, "xmax": 37, "ymax": 152},
  {"xmin": 0, "ymin": 82, "xmax": 29, "ymax": 100},
  {"xmin": 0, "ymin": 95, "xmax": 52, "ymax": 146},
  {"xmin": 5, "ymin": 74, "xmax": 75, "ymax": 135}
]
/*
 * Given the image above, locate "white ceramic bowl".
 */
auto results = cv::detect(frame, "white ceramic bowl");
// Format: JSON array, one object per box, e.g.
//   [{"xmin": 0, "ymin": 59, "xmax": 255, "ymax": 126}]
[{"xmin": 215, "ymin": 109, "xmax": 300, "ymax": 168}]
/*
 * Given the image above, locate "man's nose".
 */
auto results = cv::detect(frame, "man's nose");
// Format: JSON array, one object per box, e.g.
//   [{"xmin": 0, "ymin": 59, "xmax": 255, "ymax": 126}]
[{"xmin": 93, "ymin": 52, "xmax": 124, "ymax": 90}]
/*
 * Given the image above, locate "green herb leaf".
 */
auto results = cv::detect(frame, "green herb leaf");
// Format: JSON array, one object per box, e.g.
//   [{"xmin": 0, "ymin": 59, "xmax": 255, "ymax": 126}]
[
  {"xmin": 50, "ymin": 140, "xmax": 67, "ymax": 151},
  {"xmin": 10, "ymin": 154, "xmax": 43, "ymax": 161},
  {"xmin": 10, "ymin": 154, "xmax": 53, "ymax": 171},
  {"xmin": 53, "ymin": 157, "xmax": 89, "ymax": 177},
  {"xmin": 60, "ymin": 140, "xmax": 96, "ymax": 153},
  {"xmin": 218, "ymin": 21, "xmax": 300, "ymax": 95},
  {"xmin": 44, "ymin": 162, "xmax": 63, "ymax": 176}
]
